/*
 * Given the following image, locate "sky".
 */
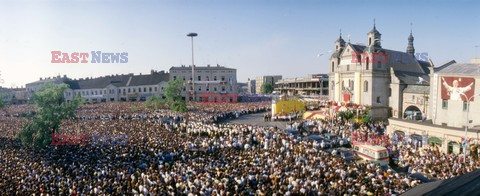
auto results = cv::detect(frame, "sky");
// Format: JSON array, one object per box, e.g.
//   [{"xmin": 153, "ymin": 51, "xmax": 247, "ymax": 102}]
[{"xmin": 0, "ymin": 0, "xmax": 479, "ymax": 87}]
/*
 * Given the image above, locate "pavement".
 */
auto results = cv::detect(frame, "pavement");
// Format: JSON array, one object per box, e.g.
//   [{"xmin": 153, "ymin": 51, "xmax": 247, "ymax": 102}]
[{"xmin": 222, "ymin": 112, "xmax": 287, "ymax": 130}]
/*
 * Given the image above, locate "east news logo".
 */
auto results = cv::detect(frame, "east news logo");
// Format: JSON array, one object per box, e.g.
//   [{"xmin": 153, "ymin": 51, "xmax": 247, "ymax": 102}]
[{"xmin": 51, "ymin": 51, "xmax": 128, "ymax": 63}]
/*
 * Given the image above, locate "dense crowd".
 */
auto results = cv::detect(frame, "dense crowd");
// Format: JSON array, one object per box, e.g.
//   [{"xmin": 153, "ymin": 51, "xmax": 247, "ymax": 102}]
[{"xmin": 0, "ymin": 102, "xmax": 479, "ymax": 195}]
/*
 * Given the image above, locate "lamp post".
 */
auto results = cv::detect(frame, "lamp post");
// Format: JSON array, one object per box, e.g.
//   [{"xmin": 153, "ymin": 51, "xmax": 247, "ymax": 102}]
[
  {"xmin": 187, "ymin": 32, "xmax": 198, "ymax": 101},
  {"xmin": 462, "ymin": 93, "xmax": 479, "ymax": 163}
]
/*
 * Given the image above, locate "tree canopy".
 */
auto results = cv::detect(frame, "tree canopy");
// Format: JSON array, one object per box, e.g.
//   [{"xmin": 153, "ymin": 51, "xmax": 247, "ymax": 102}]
[
  {"xmin": 19, "ymin": 83, "xmax": 84, "ymax": 149},
  {"xmin": 145, "ymin": 80, "xmax": 186, "ymax": 112},
  {"xmin": 261, "ymin": 83, "xmax": 274, "ymax": 94}
]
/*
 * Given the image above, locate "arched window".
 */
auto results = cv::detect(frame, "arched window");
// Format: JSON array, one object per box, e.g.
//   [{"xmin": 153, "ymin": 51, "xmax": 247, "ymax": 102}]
[
  {"xmin": 331, "ymin": 61, "xmax": 335, "ymax": 72},
  {"xmin": 366, "ymin": 59, "xmax": 369, "ymax": 70},
  {"xmin": 366, "ymin": 57, "xmax": 370, "ymax": 70},
  {"xmin": 369, "ymin": 37, "xmax": 372, "ymax": 45},
  {"xmin": 364, "ymin": 81, "xmax": 368, "ymax": 92}
]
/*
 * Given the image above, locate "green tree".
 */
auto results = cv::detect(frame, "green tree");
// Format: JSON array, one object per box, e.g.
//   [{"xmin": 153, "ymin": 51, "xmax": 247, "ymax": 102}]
[
  {"xmin": 144, "ymin": 95, "xmax": 166, "ymax": 110},
  {"xmin": 338, "ymin": 111, "xmax": 354, "ymax": 121},
  {"xmin": 261, "ymin": 83, "xmax": 274, "ymax": 94},
  {"xmin": 163, "ymin": 80, "xmax": 187, "ymax": 112},
  {"xmin": 19, "ymin": 83, "xmax": 84, "ymax": 149}
]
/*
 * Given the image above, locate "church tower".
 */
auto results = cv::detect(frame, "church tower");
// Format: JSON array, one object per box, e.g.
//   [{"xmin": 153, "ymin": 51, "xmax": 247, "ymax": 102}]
[
  {"xmin": 406, "ymin": 30, "xmax": 415, "ymax": 55},
  {"xmin": 335, "ymin": 30, "xmax": 346, "ymax": 51},
  {"xmin": 367, "ymin": 20, "xmax": 381, "ymax": 48}
]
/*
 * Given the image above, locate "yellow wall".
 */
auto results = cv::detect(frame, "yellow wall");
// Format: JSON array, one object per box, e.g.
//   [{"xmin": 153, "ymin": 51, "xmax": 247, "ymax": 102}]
[{"xmin": 272, "ymin": 99, "xmax": 306, "ymax": 115}]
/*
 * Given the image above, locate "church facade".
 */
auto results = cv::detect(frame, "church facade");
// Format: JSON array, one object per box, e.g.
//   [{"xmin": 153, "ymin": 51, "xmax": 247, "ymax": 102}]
[{"xmin": 328, "ymin": 24, "xmax": 431, "ymax": 120}]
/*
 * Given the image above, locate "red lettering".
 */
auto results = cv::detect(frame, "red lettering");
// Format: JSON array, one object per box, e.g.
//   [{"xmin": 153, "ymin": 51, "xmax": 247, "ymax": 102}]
[
  {"xmin": 230, "ymin": 94, "xmax": 238, "ymax": 104},
  {"xmin": 71, "ymin": 52, "xmax": 79, "ymax": 63},
  {"xmin": 51, "ymin": 51, "xmax": 62, "ymax": 63},
  {"xmin": 61, "ymin": 53, "xmax": 70, "ymax": 63},
  {"xmin": 380, "ymin": 53, "xmax": 389, "ymax": 63},
  {"xmin": 50, "ymin": 133, "xmax": 61, "ymax": 145},
  {"xmin": 201, "ymin": 92, "xmax": 211, "ymax": 104},
  {"xmin": 79, "ymin": 53, "xmax": 89, "ymax": 63},
  {"xmin": 372, "ymin": 53, "xmax": 379, "ymax": 63},
  {"xmin": 221, "ymin": 94, "xmax": 230, "ymax": 103},
  {"xmin": 351, "ymin": 51, "xmax": 361, "ymax": 63},
  {"xmin": 361, "ymin": 53, "xmax": 369, "ymax": 63}
]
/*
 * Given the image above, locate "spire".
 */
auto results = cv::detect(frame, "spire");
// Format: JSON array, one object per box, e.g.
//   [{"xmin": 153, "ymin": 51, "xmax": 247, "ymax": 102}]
[
  {"xmin": 335, "ymin": 29, "xmax": 345, "ymax": 50},
  {"xmin": 407, "ymin": 23, "xmax": 415, "ymax": 55},
  {"xmin": 367, "ymin": 19, "xmax": 381, "ymax": 47}
]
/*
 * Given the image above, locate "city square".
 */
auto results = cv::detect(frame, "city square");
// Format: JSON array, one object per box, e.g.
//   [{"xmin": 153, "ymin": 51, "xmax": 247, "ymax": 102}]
[{"xmin": 1, "ymin": 0, "xmax": 480, "ymax": 195}]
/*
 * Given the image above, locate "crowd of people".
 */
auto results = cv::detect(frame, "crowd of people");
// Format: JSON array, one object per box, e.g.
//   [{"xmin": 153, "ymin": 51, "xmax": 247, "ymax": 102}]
[{"xmin": 0, "ymin": 102, "xmax": 479, "ymax": 195}]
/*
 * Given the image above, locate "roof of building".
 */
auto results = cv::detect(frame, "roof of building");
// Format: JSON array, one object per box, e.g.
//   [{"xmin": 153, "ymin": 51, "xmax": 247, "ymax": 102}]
[
  {"xmin": 402, "ymin": 169, "xmax": 480, "ymax": 196},
  {"xmin": 170, "ymin": 65, "xmax": 236, "ymax": 71},
  {"xmin": 403, "ymin": 85, "xmax": 429, "ymax": 94},
  {"xmin": 435, "ymin": 63, "xmax": 480, "ymax": 76},
  {"xmin": 64, "ymin": 72, "xmax": 169, "ymax": 90}
]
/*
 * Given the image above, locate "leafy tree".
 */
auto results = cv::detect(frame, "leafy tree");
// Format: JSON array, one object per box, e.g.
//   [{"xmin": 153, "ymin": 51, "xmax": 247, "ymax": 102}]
[
  {"xmin": 338, "ymin": 111, "xmax": 354, "ymax": 121},
  {"xmin": 0, "ymin": 93, "xmax": 7, "ymax": 111},
  {"xmin": 261, "ymin": 83, "xmax": 274, "ymax": 94},
  {"xmin": 361, "ymin": 115, "xmax": 372, "ymax": 123},
  {"xmin": 19, "ymin": 83, "xmax": 84, "ymax": 149},
  {"xmin": 163, "ymin": 80, "xmax": 187, "ymax": 112},
  {"xmin": 144, "ymin": 95, "xmax": 166, "ymax": 110}
]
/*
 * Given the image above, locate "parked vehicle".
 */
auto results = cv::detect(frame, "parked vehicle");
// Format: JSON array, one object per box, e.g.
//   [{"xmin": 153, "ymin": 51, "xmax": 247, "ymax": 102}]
[
  {"xmin": 353, "ymin": 144, "xmax": 389, "ymax": 165},
  {"xmin": 330, "ymin": 147, "xmax": 357, "ymax": 161}
]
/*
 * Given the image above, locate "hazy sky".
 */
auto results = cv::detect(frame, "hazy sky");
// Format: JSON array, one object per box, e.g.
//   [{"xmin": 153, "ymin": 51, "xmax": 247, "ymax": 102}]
[{"xmin": 0, "ymin": 0, "xmax": 479, "ymax": 87}]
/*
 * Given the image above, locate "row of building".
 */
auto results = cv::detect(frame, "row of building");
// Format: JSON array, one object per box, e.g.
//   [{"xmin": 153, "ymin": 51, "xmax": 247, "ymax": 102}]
[{"xmin": 19, "ymin": 65, "xmax": 238, "ymax": 103}]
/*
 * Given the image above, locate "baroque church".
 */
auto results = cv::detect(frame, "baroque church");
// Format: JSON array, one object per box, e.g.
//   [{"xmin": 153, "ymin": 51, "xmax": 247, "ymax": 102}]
[{"xmin": 328, "ymin": 22, "xmax": 433, "ymax": 120}]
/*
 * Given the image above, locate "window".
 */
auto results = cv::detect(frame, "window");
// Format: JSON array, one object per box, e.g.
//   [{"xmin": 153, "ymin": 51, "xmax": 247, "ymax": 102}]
[
  {"xmin": 342, "ymin": 81, "xmax": 345, "ymax": 90},
  {"xmin": 442, "ymin": 100, "xmax": 448, "ymax": 109},
  {"xmin": 365, "ymin": 60, "xmax": 369, "ymax": 70},
  {"xmin": 133, "ymin": 89, "xmax": 135, "ymax": 93},
  {"xmin": 214, "ymin": 76, "xmax": 217, "ymax": 81},
  {"xmin": 173, "ymin": 76, "xmax": 176, "ymax": 80},
  {"xmin": 144, "ymin": 88, "xmax": 147, "ymax": 92},
  {"xmin": 376, "ymin": 96, "xmax": 381, "ymax": 103},
  {"xmin": 463, "ymin": 101, "xmax": 468, "ymax": 111},
  {"xmin": 198, "ymin": 76, "xmax": 201, "ymax": 81},
  {"xmin": 222, "ymin": 86, "xmax": 226, "ymax": 91},
  {"xmin": 331, "ymin": 82, "xmax": 334, "ymax": 90},
  {"xmin": 206, "ymin": 76, "xmax": 209, "ymax": 81},
  {"xmin": 389, "ymin": 88, "xmax": 392, "ymax": 97},
  {"xmin": 198, "ymin": 86, "xmax": 202, "ymax": 91},
  {"xmin": 364, "ymin": 81, "xmax": 368, "ymax": 92},
  {"xmin": 347, "ymin": 64, "xmax": 350, "ymax": 71},
  {"xmin": 214, "ymin": 87, "xmax": 217, "ymax": 91},
  {"xmin": 221, "ymin": 76, "xmax": 225, "ymax": 81},
  {"xmin": 155, "ymin": 87, "xmax": 158, "ymax": 92},
  {"xmin": 331, "ymin": 62, "xmax": 335, "ymax": 72},
  {"xmin": 128, "ymin": 88, "xmax": 131, "ymax": 93},
  {"xmin": 369, "ymin": 37, "xmax": 372, "ymax": 45},
  {"xmin": 139, "ymin": 88, "xmax": 141, "ymax": 92},
  {"xmin": 366, "ymin": 57, "xmax": 369, "ymax": 70},
  {"xmin": 149, "ymin": 87, "xmax": 152, "ymax": 92}
]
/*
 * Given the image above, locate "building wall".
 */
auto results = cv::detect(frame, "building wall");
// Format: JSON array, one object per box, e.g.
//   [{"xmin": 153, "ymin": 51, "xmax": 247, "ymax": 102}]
[
  {"xmin": 431, "ymin": 74, "xmax": 480, "ymax": 128},
  {"xmin": 388, "ymin": 118, "xmax": 480, "ymax": 154},
  {"xmin": 170, "ymin": 66, "xmax": 237, "ymax": 101},
  {"xmin": 255, "ymin": 75, "xmax": 282, "ymax": 94}
]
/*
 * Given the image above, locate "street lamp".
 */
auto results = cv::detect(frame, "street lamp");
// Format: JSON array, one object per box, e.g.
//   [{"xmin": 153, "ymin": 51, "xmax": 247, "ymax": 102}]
[
  {"xmin": 462, "ymin": 93, "xmax": 480, "ymax": 163},
  {"xmin": 187, "ymin": 32, "xmax": 198, "ymax": 101}
]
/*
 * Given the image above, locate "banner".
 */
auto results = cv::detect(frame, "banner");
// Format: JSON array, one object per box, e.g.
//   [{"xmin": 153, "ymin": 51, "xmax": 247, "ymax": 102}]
[{"xmin": 441, "ymin": 76, "xmax": 475, "ymax": 101}]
